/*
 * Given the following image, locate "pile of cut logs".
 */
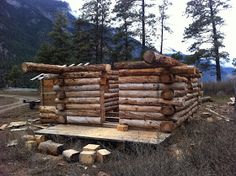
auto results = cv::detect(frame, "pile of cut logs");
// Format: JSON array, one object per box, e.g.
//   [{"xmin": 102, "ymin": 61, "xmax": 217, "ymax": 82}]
[{"xmin": 114, "ymin": 51, "xmax": 202, "ymax": 132}]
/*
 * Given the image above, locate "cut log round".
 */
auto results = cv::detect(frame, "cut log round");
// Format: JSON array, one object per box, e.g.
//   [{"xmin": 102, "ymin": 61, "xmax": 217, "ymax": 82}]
[
  {"xmin": 63, "ymin": 149, "xmax": 80, "ymax": 162},
  {"xmin": 38, "ymin": 140, "xmax": 64, "ymax": 155},
  {"xmin": 39, "ymin": 106, "xmax": 56, "ymax": 113}
]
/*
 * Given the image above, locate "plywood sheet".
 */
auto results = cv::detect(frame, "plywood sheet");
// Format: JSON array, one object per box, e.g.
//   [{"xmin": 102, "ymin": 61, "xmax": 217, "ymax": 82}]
[{"xmin": 36, "ymin": 124, "xmax": 170, "ymax": 144}]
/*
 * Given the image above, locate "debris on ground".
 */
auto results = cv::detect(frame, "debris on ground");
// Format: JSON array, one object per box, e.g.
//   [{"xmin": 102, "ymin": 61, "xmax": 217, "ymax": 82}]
[
  {"xmin": 97, "ymin": 171, "xmax": 111, "ymax": 176},
  {"xmin": 83, "ymin": 144, "xmax": 100, "ymax": 151},
  {"xmin": 201, "ymin": 112, "xmax": 212, "ymax": 118},
  {"xmin": 79, "ymin": 150, "xmax": 96, "ymax": 165},
  {"xmin": 205, "ymin": 108, "xmax": 230, "ymax": 121},
  {"xmin": 0, "ymin": 124, "xmax": 8, "ymax": 130},
  {"xmin": 96, "ymin": 149, "xmax": 111, "ymax": 163},
  {"xmin": 7, "ymin": 121, "xmax": 27, "ymax": 128},
  {"xmin": 7, "ymin": 140, "xmax": 18, "ymax": 147},
  {"xmin": 200, "ymin": 96, "xmax": 213, "ymax": 103},
  {"xmin": 38, "ymin": 140, "xmax": 64, "ymax": 156},
  {"xmin": 228, "ymin": 97, "xmax": 235, "ymax": 106}
]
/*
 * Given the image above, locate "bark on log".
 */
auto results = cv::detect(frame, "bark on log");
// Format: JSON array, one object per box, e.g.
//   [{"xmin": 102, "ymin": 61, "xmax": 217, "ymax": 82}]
[
  {"xmin": 175, "ymin": 97, "xmax": 198, "ymax": 111},
  {"xmin": 119, "ymin": 76, "xmax": 172, "ymax": 84},
  {"xmin": 64, "ymin": 85, "xmax": 100, "ymax": 91},
  {"xmin": 66, "ymin": 104, "xmax": 100, "ymax": 110},
  {"xmin": 104, "ymin": 101, "xmax": 119, "ymax": 107},
  {"xmin": 119, "ymin": 97, "xmax": 185, "ymax": 107},
  {"xmin": 108, "ymin": 89, "xmax": 119, "ymax": 93},
  {"xmin": 114, "ymin": 61, "xmax": 156, "ymax": 70},
  {"xmin": 59, "ymin": 110, "xmax": 100, "ymax": 117},
  {"xmin": 119, "ymin": 90, "xmax": 174, "ymax": 100},
  {"xmin": 143, "ymin": 50, "xmax": 184, "ymax": 67},
  {"xmin": 62, "ymin": 72, "xmax": 101, "ymax": 78},
  {"xmin": 22, "ymin": 62, "xmax": 111, "ymax": 73},
  {"xmin": 105, "ymin": 97, "xmax": 119, "ymax": 103},
  {"xmin": 119, "ymin": 68, "xmax": 167, "ymax": 76},
  {"xmin": 104, "ymin": 93, "xmax": 119, "ymax": 99},
  {"xmin": 38, "ymin": 140, "xmax": 64, "ymax": 155},
  {"xmin": 171, "ymin": 101, "xmax": 198, "ymax": 121},
  {"xmin": 65, "ymin": 91, "xmax": 100, "ymax": 97},
  {"xmin": 176, "ymin": 106, "xmax": 198, "ymax": 126},
  {"xmin": 119, "ymin": 82, "xmax": 187, "ymax": 90},
  {"xmin": 119, "ymin": 105, "xmax": 175, "ymax": 115},
  {"xmin": 64, "ymin": 78, "xmax": 100, "ymax": 86},
  {"xmin": 105, "ymin": 105, "xmax": 119, "ymax": 112},
  {"xmin": 67, "ymin": 116, "xmax": 102, "ymax": 124},
  {"xmin": 119, "ymin": 111, "xmax": 165, "ymax": 120},
  {"xmin": 170, "ymin": 66, "xmax": 196, "ymax": 75},
  {"xmin": 119, "ymin": 119, "xmax": 170, "ymax": 129},
  {"xmin": 39, "ymin": 106, "xmax": 56, "ymax": 113},
  {"xmin": 40, "ymin": 113, "xmax": 57, "ymax": 119},
  {"xmin": 55, "ymin": 97, "xmax": 100, "ymax": 104}
]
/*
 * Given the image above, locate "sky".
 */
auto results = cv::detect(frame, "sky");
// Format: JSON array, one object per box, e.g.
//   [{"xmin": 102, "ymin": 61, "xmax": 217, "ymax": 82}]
[{"xmin": 62, "ymin": 0, "xmax": 236, "ymax": 67}]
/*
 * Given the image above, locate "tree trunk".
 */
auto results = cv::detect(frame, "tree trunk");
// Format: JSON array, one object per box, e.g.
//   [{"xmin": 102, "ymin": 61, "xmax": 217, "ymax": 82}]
[
  {"xmin": 160, "ymin": 16, "xmax": 164, "ymax": 54},
  {"xmin": 209, "ymin": 0, "xmax": 221, "ymax": 82},
  {"xmin": 142, "ymin": 0, "xmax": 145, "ymax": 51},
  {"xmin": 125, "ymin": 20, "xmax": 128, "ymax": 61}
]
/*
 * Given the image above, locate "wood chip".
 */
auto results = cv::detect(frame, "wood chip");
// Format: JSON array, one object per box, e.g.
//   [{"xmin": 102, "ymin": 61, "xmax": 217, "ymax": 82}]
[{"xmin": 0, "ymin": 124, "xmax": 8, "ymax": 130}]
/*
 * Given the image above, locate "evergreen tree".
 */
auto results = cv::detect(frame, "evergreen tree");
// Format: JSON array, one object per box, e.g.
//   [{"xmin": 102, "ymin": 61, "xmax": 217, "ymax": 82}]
[
  {"xmin": 35, "ymin": 13, "xmax": 72, "ymax": 65},
  {"xmin": 73, "ymin": 19, "xmax": 95, "ymax": 63},
  {"xmin": 6, "ymin": 65, "xmax": 22, "ymax": 87},
  {"xmin": 80, "ymin": 0, "xmax": 111, "ymax": 63},
  {"xmin": 112, "ymin": 0, "xmax": 137, "ymax": 61},
  {"xmin": 135, "ymin": 0, "xmax": 156, "ymax": 49},
  {"xmin": 158, "ymin": 0, "xmax": 172, "ymax": 54},
  {"xmin": 184, "ymin": 0, "xmax": 231, "ymax": 82}
]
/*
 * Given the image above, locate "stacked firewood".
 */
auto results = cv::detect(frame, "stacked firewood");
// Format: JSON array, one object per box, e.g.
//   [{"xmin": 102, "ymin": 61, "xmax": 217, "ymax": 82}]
[{"xmin": 114, "ymin": 51, "xmax": 202, "ymax": 132}]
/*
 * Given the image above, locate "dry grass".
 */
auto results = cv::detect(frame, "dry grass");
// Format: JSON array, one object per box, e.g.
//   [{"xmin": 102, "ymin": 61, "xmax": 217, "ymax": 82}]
[
  {"xmin": 0, "ymin": 96, "xmax": 17, "ymax": 106},
  {"xmin": 203, "ymin": 80, "xmax": 235, "ymax": 97}
]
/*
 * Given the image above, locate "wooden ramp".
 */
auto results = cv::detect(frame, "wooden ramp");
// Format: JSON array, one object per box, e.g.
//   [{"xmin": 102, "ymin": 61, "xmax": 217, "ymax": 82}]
[{"xmin": 36, "ymin": 124, "xmax": 170, "ymax": 144}]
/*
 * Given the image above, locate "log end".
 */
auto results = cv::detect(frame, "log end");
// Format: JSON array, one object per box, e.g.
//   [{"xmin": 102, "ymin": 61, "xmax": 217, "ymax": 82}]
[
  {"xmin": 161, "ymin": 106, "xmax": 175, "ymax": 116},
  {"xmin": 21, "ymin": 62, "xmax": 30, "ymax": 73},
  {"xmin": 143, "ymin": 50, "xmax": 156, "ymax": 64}
]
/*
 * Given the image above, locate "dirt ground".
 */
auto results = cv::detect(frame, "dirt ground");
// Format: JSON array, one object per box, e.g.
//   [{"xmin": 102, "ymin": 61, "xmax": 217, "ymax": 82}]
[{"xmin": 0, "ymin": 93, "xmax": 235, "ymax": 176}]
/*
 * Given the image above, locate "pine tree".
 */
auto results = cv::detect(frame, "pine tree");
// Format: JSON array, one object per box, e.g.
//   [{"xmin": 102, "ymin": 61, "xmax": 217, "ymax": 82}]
[
  {"xmin": 158, "ymin": 0, "xmax": 172, "ymax": 54},
  {"xmin": 112, "ymin": 0, "xmax": 137, "ymax": 61},
  {"xmin": 135, "ymin": 0, "xmax": 156, "ymax": 49},
  {"xmin": 184, "ymin": 0, "xmax": 231, "ymax": 82},
  {"xmin": 80, "ymin": 0, "xmax": 111, "ymax": 63},
  {"xmin": 35, "ymin": 13, "xmax": 72, "ymax": 65}
]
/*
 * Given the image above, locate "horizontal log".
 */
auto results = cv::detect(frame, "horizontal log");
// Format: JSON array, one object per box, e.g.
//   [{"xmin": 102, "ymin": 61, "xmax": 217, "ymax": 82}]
[
  {"xmin": 173, "ymin": 90, "xmax": 187, "ymax": 97},
  {"xmin": 40, "ymin": 113, "xmax": 57, "ymax": 119},
  {"xmin": 105, "ymin": 105, "xmax": 119, "ymax": 112},
  {"xmin": 62, "ymin": 72, "xmax": 101, "ymax": 78},
  {"xmin": 104, "ymin": 97, "xmax": 119, "ymax": 103},
  {"xmin": 58, "ymin": 110, "xmax": 100, "ymax": 117},
  {"xmin": 171, "ymin": 101, "xmax": 198, "ymax": 121},
  {"xmin": 67, "ymin": 116, "xmax": 102, "ymax": 124},
  {"xmin": 119, "ymin": 68, "xmax": 167, "ymax": 76},
  {"xmin": 108, "ymin": 89, "xmax": 119, "ymax": 93},
  {"xmin": 22, "ymin": 62, "xmax": 111, "ymax": 73},
  {"xmin": 104, "ymin": 101, "xmax": 119, "ymax": 107},
  {"xmin": 65, "ymin": 91, "xmax": 100, "ymax": 97},
  {"xmin": 176, "ymin": 106, "xmax": 198, "ymax": 126},
  {"xmin": 174, "ymin": 75, "xmax": 188, "ymax": 82},
  {"xmin": 119, "ymin": 105, "xmax": 174, "ymax": 116},
  {"xmin": 119, "ymin": 76, "xmax": 156, "ymax": 83},
  {"xmin": 178, "ymin": 73, "xmax": 202, "ymax": 78},
  {"xmin": 39, "ymin": 106, "xmax": 56, "ymax": 113},
  {"xmin": 119, "ymin": 90, "xmax": 174, "ymax": 100},
  {"xmin": 109, "ymin": 80, "xmax": 118, "ymax": 84},
  {"xmin": 119, "ymin": 82, "xmax": 187, "ymax": 90},
  {"xmin": 107, "ymin": 75, "xmax": 118, "ymax": 80},
  {"xmin": 64, "ymin": 85, "xmax": 100, "ymax": 91},
  {"xmin": 55, "ymin": 97, "xmax": 100, "ymax": 104},
  {"xmin": 66, "ymin": 104, "xmax": 100, "ymax": 110},
  {"xmin": 119, "ymin": 111, "xmax": 165, "ymax": 120},
  {"xmin": 119, "ymin": 119, "xmax": 171, "ymax": 129},
  {"xmin": 105, "ymin": 93, "xmax": 118, "ymax": 99},
  {"xmin": 114, "ymin": 61, "xmax": 157, "ymax": 70},
  {"xmin": 143, "ymin": 50, "xmax": 184, "ymax": 67},
  {"xmin": 56, "ymin": 103, "xmax": 66, "ymax": 111},
  {"xmin": 170, "ymin": 66, "xmax": 196, "ymax": 75},
  {"xmin": 64, "ymin": 78, "xmax": 100, "ymax": 86},
  {"xmin": 109, "ymin": 84, "xmax": 119, "ymax": 89},
  {"xmin": 175, "ymin": 97, "xmax": 198, "ymax": 111},
  {"xmin": 119, "ymin": 97, "xmax": 185, "ymax": 107}
]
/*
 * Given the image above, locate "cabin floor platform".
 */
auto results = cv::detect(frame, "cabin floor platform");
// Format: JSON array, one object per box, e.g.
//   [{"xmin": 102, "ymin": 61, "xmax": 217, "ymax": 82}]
[{"xmin": 36, "ymin": 124, "xmax": 170, "ymax": 144}]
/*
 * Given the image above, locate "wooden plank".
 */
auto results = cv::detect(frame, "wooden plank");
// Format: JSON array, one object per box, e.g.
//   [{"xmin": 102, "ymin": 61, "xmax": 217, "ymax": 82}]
[{"xmin": 36, "ymin": 124, "xmax": 170, "ymax": 144}]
